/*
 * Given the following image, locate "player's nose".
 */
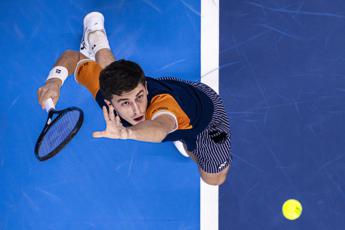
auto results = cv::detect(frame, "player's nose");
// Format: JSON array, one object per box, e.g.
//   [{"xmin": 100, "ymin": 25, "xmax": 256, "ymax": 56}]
[{"xmin": 131, "ymin": 102, "xmax": 140, "ymax": 115}]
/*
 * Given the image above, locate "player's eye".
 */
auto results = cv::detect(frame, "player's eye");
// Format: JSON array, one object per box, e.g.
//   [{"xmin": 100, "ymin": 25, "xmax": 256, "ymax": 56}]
[
  {"xmin": 137, "ymin": 95, "xmax": 143, "ymax": 100},
  {"xmin": 121, "ymin": 101, "xmax": 130, "ymax": 106}
]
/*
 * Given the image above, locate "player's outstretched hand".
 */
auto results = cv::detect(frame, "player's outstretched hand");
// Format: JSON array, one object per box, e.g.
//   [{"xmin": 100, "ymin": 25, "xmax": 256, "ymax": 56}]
[
  {"xmin": 37, "ymin": 79, "xmax": 62, "ymax": 109},
  {"xmin": 92, "ymin": 104, "xmax": 129, "ymax": 139}
]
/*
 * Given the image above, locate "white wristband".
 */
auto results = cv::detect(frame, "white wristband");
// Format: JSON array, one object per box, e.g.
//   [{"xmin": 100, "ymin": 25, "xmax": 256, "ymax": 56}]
[{"xmin": 46, "ymin": 66, "xmax": 68, "ymax": 85}]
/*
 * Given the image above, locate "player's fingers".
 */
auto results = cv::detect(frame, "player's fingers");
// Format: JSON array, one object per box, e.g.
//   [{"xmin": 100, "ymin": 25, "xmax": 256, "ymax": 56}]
[
  {"xmin": 44, "ymin": 95, "xmax": 58, "ymax": 108},
  {"xmin": 104, "ymin": 99, "xmax": 111, "ymax": 106},
  {"xmin": 108, "ymin": 104, "xmax": 115, "ymax": 121},
  {"xmin": 37, "ymin": 87, "xmax": 47, "ymax": 102},
  {"xmin": 51, "ymin": 96, "xmax": 59, "ymax": 106},
  {"xmin": 41, "ymin": 92, "xmax": 55, "ymax": 109},
  {"xmin": 92, "ymin": 131, "xmax": 106, "ymax": 138},
  {"xmin": 37, "ymin": 87, "xmax": 42, "ymax": 99},
  {"xmin": 39, "ymin": 87, "xmax": 55, "ymax": 100},
  {"xmin": 115, "ymin": 114, "xmax": 121, "ymax": 126},
  {"xmin": 37, "ymin": 88, "xmax": 44, "ymax": 108},
  {"xmin": 38, "ymin": 89, "xmax": 51, "ymax": 109},
  {"xmin": 102, "ymin": 106, "xmax": 110, "ymax": 122}
]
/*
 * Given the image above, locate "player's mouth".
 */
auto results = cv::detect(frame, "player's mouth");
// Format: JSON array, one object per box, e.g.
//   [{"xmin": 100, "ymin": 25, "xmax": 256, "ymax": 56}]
[{"xmin": 133, "ymin": 115, "xmax": 144, "ymax": 122}]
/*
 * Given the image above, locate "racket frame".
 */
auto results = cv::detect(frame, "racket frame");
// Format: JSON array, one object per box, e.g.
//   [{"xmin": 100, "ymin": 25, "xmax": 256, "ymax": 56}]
[{"xmin": 34, "ymin": 107, "xmax": 84, "ymax": 161}]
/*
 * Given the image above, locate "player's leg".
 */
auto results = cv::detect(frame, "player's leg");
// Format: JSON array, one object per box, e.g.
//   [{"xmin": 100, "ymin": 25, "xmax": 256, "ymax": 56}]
[
  {"xmin": 74, "ymin": 12, "xmax": 116, "ymax": 99},
  {"xmin": 182, "ymin": 146, "xmax": 230, "ymax": 186},
  {"xmin": 95, "ymin": 48, "xmax": 115, "ymax": 69},
  {"xmin": 81, "ymin": 12, "xmax": 115, "ymax": 68},
  {"xmin": 198, "ymin": 165, "xmax": 230, "ymax": 186}
]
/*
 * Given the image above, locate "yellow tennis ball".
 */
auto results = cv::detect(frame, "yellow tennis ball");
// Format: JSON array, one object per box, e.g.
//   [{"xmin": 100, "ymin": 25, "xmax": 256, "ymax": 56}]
[{"xmin": 282, "ymin": 199, "xmax": 302, "ymax": 220}]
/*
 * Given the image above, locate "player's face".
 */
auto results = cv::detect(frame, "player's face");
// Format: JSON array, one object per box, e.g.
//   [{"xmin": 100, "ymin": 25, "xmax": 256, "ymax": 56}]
[{"xmin": 110, "ymin": 82, "xmax": 149, "ymax": 125}]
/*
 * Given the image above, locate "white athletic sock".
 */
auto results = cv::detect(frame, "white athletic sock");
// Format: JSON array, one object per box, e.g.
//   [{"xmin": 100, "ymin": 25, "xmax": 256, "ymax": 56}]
[{"xmin": 88, "ymin": 30, "xmax": 110, "ymax": 54}]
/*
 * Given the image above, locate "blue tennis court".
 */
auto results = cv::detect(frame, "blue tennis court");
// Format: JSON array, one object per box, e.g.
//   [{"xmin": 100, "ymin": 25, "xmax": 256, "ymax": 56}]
[{"xmin": 1, "ymin": 0, "xmax": 345, "ymax": 230}]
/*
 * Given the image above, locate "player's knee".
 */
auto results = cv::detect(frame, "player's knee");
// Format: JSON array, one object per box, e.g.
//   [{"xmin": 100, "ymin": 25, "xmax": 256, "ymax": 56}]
[
  {"xmin": 200, "ymin": 169, "xmax": 229, "ymax": 186},
  {"xmin": 217, "ymin": 173, "xmax": 228, "ymax": 185},
  {"xmin": 62, "ymin": 49, "xmax": 79, "ymax": 57},
  {"xmin": 201, "ymin": 174, "xmax": 227, "ymax": 186}
]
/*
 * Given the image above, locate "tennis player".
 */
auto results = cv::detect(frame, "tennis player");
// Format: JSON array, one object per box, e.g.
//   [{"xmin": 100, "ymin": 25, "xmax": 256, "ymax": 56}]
[{"xmin": 37, "ymin": 12, "xmax": 232, "ymax": 186}]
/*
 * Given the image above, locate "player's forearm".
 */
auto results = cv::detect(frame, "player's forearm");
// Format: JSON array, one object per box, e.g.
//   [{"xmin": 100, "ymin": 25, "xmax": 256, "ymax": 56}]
[
  {"xmin": 38, "ymin": 50, "xmax": 84, "ymax": 108},
  {"xmin": 127, "ymin": 120, "xmax": 169, "ymax": 143},
  {"xmin": 52, "ymin": 50, "xmax": 82, "ymax": 76}
]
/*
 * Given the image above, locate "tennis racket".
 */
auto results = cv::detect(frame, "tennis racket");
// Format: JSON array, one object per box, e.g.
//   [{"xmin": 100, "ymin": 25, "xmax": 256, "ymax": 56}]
[{"xmin": 34, "ymin": 98, "xmax": 84, "ymax": 161}]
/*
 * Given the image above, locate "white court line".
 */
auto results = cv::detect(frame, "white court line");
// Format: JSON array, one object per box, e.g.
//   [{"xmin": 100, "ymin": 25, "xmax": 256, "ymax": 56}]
[{"xmin": 200, "ymin": 1, "xmax": 219, "ymax": 230}]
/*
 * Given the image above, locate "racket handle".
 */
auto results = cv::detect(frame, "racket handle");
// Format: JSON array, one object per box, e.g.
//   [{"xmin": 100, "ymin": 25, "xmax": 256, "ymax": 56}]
[{"xmin": 45, "ymin": 98, "xmax": 55, "ymax": 112}]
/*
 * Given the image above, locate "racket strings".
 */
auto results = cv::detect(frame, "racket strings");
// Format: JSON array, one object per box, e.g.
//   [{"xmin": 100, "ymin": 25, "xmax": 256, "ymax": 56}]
[{"xmin": 38, "ymin": 110, "xmax": 81, "ymax": 157}]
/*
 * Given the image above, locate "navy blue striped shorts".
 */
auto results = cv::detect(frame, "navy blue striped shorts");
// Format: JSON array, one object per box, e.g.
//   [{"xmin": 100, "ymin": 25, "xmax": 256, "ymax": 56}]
[{"xmin": 188, "ymin": 82, "xmax": 232, "ymax": 174}]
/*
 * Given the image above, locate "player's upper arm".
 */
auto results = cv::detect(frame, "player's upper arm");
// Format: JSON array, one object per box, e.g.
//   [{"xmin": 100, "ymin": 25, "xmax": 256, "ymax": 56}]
[{"xmin": 146, "ymin": 94, "xmax": 192, "ymax": 132}]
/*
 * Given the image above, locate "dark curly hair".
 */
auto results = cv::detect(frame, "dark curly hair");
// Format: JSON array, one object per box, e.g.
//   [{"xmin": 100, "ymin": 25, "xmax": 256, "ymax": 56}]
[{"xmin": 99, "ymin": 59, "xmax": 146, "ymax": 100}]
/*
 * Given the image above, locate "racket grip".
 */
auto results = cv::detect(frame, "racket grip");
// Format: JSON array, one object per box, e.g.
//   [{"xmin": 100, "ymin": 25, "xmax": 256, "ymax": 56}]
[{"xmin": 45, "ymin": 98, "xmax": 55, "ymax": 112}]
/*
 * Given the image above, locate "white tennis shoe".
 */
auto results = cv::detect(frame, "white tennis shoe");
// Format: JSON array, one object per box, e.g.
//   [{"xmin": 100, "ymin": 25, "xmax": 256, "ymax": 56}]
[
  {"xmin": 173, "ymin": 141, "xmax": 190, "ymax": 158},
  {"xmin": 80, "ymin": 12, "xmax": 106, "ymax": 60}
]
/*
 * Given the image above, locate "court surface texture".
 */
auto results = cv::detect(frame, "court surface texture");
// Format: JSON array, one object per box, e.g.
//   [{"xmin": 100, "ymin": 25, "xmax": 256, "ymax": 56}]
[{"xmin": 1, "ymin": 1, "xmax": 345, "ymax": 230}]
